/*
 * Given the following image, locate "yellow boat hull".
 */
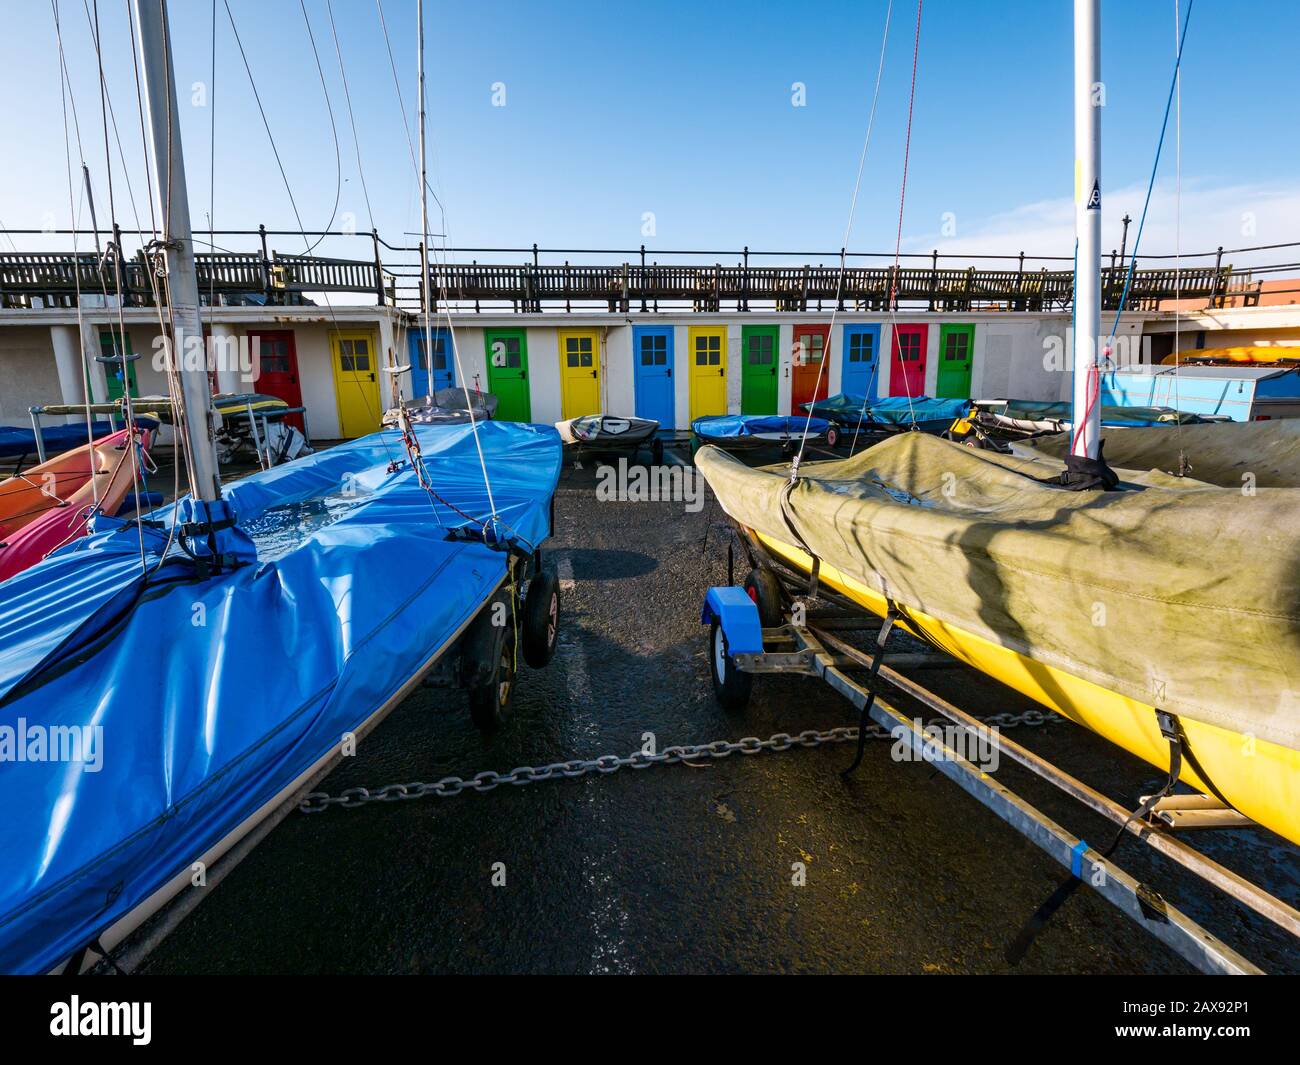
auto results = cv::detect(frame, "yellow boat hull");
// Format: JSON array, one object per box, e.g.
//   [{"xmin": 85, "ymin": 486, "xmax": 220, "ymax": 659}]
[{"xmin": 756, "ymin": 531, "xmax": 1300, "ymax": 847}]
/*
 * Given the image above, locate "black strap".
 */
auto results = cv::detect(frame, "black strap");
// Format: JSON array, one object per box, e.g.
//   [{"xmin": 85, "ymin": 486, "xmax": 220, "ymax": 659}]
[
  {"xmin": 1004, "ymin": 709, "xmax": 1190, "ymax": 965},
  {"xmin": 1033, "ymin": 439, "xmax": 1120, "ymax": 492},
  {"xmin": 841, "ymin": 607, "xmax": 899, "ymax": 776},
  {"xmin": 61, "ymin": 935, "xmax": 126, "ymax": 976}
]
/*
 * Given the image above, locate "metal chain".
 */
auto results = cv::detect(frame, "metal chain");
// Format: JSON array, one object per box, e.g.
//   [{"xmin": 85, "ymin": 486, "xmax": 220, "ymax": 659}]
[{"xmin": 298, "ymin": 710, "xmax": 1051, "ymax": 814}]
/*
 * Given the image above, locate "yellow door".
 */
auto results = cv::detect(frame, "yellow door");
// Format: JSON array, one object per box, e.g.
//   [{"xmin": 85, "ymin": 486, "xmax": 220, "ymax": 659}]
[
  {"xmin": 558, "ymin": 329, "xmax": 601, "ymax": 418},
  {"xmin": 689, "ymin": 326, "xmax": 727, "ymax": 420},
  {"xmin": 330, "ymin": 331, "xmax": 381, "ymax": 438}
]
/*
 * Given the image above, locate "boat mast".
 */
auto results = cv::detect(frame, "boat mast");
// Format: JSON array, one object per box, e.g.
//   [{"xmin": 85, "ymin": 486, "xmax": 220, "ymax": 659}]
[
  {"xmin": 131, "ymin": 0, "xmax": 222, "ymax": 502},
  {"xmin": 417, "ymin": 0, "xmax": 434, "ymax": 403},
  {"xmin": 1072, "ymin": 0, "xmax": 1102, "ymax": 459}
]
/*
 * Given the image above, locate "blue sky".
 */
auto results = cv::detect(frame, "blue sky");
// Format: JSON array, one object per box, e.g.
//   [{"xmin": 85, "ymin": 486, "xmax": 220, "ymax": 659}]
[{"xmin": 2, "ymin": 0, "xmax": 1297, "ymax": 267}]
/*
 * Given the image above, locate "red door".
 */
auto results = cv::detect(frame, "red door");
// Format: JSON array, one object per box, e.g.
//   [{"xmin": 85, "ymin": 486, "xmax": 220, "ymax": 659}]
[
  {"xmin": 252, "ymin": 330, "xmax": 304, "ymax": 430},
  {"xmin": 790, "ymin": 324, "xmax": 831, "ymax": 412},
  {"xmin": 889, "ymin": 324, "xmax": 928, "ymax": 398}
]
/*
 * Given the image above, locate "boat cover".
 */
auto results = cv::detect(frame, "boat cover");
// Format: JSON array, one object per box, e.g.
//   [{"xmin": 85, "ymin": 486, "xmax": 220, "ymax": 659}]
[
  {"xmin": 556, "ymin": 414, "xmax": 658, "ymax": 446},
  {"xmin": 1023, "ymin": 417, "xmax": 1300, "ymax": 488},
  {"xmin": 0, "ymin": 422, "xmax": 114, "ymax": 461},
  {"xmin": 804, "ymin": 394, "xmax": 968, "ymax": 429},
  {"xmin": 696, "ymin": 432, "xmax": 1300, "ymax": 753},
  {"xmin": 693, "ymin": 414, "xmax": 829, "ymax": 439},
  {"xmin": 0, "ymin": 419, "xmax": 560, "ymax": 973},
  {"xmin": 976, "ymin": 399, "xmax": 1214, "ymax": 430}
]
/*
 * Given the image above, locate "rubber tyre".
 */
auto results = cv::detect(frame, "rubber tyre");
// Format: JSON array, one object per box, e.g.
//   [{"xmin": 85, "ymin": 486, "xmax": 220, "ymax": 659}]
[
  {"xmin": 825, "ymin": 425, "xmax": 840, "ymax": 449},
  {"xmin": 651, "ymin": 438, "xmax": 664, "ymax": 466},
  {"xmin": 522, "ymin": 567, "xmax": 561, "ymax": 669},
  {"xmin": 468, "ymin": 618, "xmax": 517, "ymax": 731},
  {"xmin": 742, "ymin": 567, "xmax": 784, "ymax": 628},
  {"xmin": 710, "ymin": 620, "xmax": 753, "ymax": 711}
]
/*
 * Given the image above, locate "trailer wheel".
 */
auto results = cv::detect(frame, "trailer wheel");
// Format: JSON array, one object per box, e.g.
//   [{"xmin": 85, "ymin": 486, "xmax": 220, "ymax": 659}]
[
  {"xmin": 463, "ymin": 599, "xmax": 518, "ymax": 730},
  {"xmin": 743, "ymin": 567, "xmax": 783, "ymax": 628},
  {"xmin": 710, "ymin": 620, "xmax": 753, "ymax": 711},
  {"xmin": 522, "ymin": 567, "xmax": 560, "ymax": 668},
  {"xmin": 825, "ymin": 425, "xmax": 840, "ymax": 448}
]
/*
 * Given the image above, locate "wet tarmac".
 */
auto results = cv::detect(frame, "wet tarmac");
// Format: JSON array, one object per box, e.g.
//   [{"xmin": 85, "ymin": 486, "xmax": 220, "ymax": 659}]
[{"xmin": 140, "ymin": 446, "xmax": 1300, "ymax": 975}]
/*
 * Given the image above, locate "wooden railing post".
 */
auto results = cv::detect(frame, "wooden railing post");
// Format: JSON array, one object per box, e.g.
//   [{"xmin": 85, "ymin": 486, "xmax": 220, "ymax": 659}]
[
  {"xmin": 257, "ymin": 224, "xmax": 271, "ymax": 300},
  {"xmin": 372, "ymin": 228, "xmax": 385, "ymax": 305}
]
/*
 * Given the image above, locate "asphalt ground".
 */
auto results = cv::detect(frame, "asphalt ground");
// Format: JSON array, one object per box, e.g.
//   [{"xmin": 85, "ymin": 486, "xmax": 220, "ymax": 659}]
[{"xmin": 139, "ymin": 441, "xmax": 1299, "ymax": 975}]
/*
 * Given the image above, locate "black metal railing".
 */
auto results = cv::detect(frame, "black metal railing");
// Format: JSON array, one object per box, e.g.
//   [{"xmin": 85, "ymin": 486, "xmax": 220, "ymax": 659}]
[{"xmin": 0, "ymin": 226, "xmax": 1282, "ymax": 314}]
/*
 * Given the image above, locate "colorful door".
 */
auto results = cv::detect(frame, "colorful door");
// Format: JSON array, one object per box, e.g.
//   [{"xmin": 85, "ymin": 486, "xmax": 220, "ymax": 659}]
[
  {"xmin": 688, "ymin": 326, "xmax": 727, "ymax": 420},
  {"xmin": 98, "ymin": 328, "xmax": 138, "ymax": 401},
  {"xmin": 889, "ymin": 324, "xmax": 928, "ymax": 398},
  {"xmin": 485, "ymin": 329, "xmax": 530, "ymax": 421},
  {"xmin": 633, "ymin": 326, "xmax": 674, "ymax": 426},
  {"xmin": 330, "ymin": 331, "xmax": 381, "ymax": 438},
  {"xmin": 791, "ymin": 324, "xmax": 830, "ymax": 412},
  {"xmin": 409, "ymin": 326, "xmax": 455, "ymax": 399},
  {"xmin": 841, "ymin": 325, "xmax": 881, "ymax": 399},
  {"xmin": 740, "ymin": 325, "xmax": 778, "ymax": 414},
  {"xmin": 252, "ymin": 330, "xmax": 304, "ymax": 430},
  {"xmin": 936, "ymin": 324, "xmax": 975, "ymax": 399},
  {"xmin": 558, "ymin": 329, "xmax": 602, "ymax": 419}
]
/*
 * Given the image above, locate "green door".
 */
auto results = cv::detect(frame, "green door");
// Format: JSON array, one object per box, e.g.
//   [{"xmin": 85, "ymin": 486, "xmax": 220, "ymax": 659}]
[
  {"xmin": 740, "ymin": 325, "xmax": 778, "ymax": 414},
  {"xmin": 485, "ymin": 329, "xmax": 531, "ymax": 421},
  {"xmin": 936, "ymin": 324, "xmax": 974, "ymax": 399},
  {"xmin": 98, "ymin": 328, "xmax": 138, "ymax": 401}
]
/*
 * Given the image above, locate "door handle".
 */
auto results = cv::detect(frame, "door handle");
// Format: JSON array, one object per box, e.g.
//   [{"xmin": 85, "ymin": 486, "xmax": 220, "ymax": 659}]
[
  {"xmin": 718, "ymin": 368, "xmax": 724, "ymax": 376},
  {"xmin": 368, "ymin": 373, "xmax": 375, "ymax": 381},
  {"xmin": 590, "ymin": 370, "xmax": 597, "ymax": 378},
  {"xmin": 521, "ymin": 370, "xmax": 528, "ymax": 380},
  {"xmin": 666, "ymin": 368, "xmax": 671, "ymax": 378}
]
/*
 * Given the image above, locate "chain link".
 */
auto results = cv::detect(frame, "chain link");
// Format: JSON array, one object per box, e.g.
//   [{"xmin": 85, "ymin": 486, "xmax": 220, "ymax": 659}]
[{"xmin": 298, "ymin": 710, "xmax": 1052, "ymax": 814}]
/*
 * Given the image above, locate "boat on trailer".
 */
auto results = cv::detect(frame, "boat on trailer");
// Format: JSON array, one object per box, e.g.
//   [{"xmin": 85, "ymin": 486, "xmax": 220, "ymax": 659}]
[
  {"xmin": 695, "ymin": 0, "xmax": 1300, "ymax": 971},
  {"xmin": 0, "ymin": 419, "xmax": 563, "ymax": 973},
  {"xmin": 556, "ymin": 413, "xmax": 662, "ymax": 464},
  {"xmin": 801, "ymin": 393, "xmax": 968, "ymax": 446},
  {"xmin": 691, "ymin": 414, "xmax": 829, "ymax": 455}
]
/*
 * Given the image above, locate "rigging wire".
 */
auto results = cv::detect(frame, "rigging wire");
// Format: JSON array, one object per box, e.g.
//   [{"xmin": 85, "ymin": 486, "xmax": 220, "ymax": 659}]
[
  {"xmin": 50, "ymin": 0, "xmax": 103, "ymax": 510},
  {"xmin": 787, "ymin": 0, "xmax": 896, "ymax": 475},
  {"xmin": 326, "ymin": 0, "xmax": 375, "ymax": 232},
  {"xmin": 1171, "ymin": 0, "xmax": 1187, "ymax": 475},
  {"xmin": 295, "ymin": 0, "xmax": 343, "ymax": 252}
]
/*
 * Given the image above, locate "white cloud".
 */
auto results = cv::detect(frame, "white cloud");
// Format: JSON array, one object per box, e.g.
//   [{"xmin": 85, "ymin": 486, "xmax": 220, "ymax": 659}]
[{"xmin": 901, "ymin": 179, "xmax": 1300, "ymax": 270}]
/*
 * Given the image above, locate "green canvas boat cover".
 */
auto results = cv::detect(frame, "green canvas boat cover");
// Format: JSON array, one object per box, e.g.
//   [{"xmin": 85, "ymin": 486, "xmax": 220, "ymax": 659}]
[
  {"xmin": 1023, "ymin": 418, "xmax": 1300, "ymax": 489},
  {"xmin": 696, "ymin": 432, "xmax": 1300, "ymax": 751}
]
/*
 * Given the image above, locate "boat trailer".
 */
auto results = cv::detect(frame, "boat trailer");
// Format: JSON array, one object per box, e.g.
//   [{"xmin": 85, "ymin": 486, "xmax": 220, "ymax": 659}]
[{"xmin": 701, "ymin": 527, "xmax": 1300, "ymax": 976}]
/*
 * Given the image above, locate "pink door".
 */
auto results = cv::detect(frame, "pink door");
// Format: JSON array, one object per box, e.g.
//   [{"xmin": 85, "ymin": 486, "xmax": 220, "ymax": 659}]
[{"xmin": 889, "ymin": 324, "xmax": 928, "ymax": 398}]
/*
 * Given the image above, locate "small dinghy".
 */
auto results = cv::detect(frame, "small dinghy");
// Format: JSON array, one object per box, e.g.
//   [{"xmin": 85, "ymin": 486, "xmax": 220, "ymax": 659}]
[
  {"xmin": 802, "ymin": 394, "xmax": 969, "ymax": 445},
  {"xmin": 556, "ymin": 414, "xmax": 661, "ymax": 462},
  {"xmin": 0, "ymin": 423, "xmax": 153, "ymax": 584},
  {"xmin": 691, "ymin": 414, "xmax": 828, "ymax": 453}
]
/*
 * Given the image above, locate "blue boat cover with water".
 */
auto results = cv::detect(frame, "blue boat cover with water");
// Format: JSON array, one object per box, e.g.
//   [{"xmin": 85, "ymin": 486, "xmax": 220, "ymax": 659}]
[
  {"xmin": 0, "ymin": 420, "xmax": 560, "ymax": 973},
  {"xmin": 802, "ymin": 394, "xmax": 968, "ymax": 428},
  {"xmin": 692, "ymin": 414, "xmax": 829, "ymax": 439}
]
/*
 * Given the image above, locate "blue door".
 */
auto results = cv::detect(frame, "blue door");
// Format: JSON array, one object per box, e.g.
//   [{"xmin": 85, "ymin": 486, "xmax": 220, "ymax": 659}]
[
  {"xmin": 409, "ymin": 327, "xmax": 455, "ymax": 398},
  {"xmin": 841, "ymin": 324, "xmax": 881, "ymax": 399},
  {"xmin": 633, "ymin": 326, "xmax": 674, "ymax": 426}
]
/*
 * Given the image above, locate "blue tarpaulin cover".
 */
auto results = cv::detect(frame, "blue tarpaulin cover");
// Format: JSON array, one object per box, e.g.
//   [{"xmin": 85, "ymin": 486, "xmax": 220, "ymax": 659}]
[
  {"xmin": 692, "ymin": 414, "xmax": 829, "ymax": 439},
  {"xmin": 0, "ymin": 419, "xmax": 560, "ymax": 973},
  {"xmin": 0, "ymin": 422, "xmax": 114, "ymax": 461},
  {"xmin": 801, "ymin": 394, "xmax": 968, "ymax": 429}
]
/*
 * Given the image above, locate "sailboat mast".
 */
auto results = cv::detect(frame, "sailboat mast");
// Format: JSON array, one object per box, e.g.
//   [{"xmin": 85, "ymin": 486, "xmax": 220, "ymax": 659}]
[
  {"xmin": 131, "ymin": 0, "xmax": 221, "ymax": 502},
  {"xmin": 1072, "ymin": 0, "xmax": 1102, "ymax": 459},
  {"xmin": 417, "ymin": 0, "xmax": 434, "ymax": 403}
]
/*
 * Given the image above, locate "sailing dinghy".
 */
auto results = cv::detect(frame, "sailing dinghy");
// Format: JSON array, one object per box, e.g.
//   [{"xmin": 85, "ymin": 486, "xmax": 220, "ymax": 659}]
[
  {"xmin": 0, "ymin": 424, "xmax": 153, "ymax": 583},
  {"xmin": 0, "ymin": 419, "xmax": 562, "ymax": 973}
]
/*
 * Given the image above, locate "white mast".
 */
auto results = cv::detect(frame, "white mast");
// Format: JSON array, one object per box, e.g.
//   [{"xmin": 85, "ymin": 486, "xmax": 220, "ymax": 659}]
[
  {"xmin": 1072, "ymin": 0, "xmax": 1102, "ymax": 459},
  {"xmin": 417, "ymin": 0, "xmax": 434, "ymax": 403},
  {"xmin": 131, "ymin": 0, "xmax": 221, "ymax": 501}
]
